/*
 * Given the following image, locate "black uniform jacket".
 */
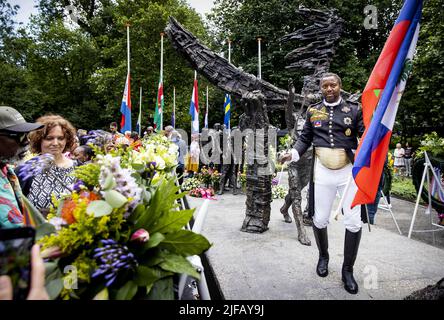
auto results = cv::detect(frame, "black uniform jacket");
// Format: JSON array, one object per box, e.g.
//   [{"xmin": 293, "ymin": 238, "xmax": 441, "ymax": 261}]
[
  {"xmin": 294, "ymin": 98, "xmax": 367, "ymax": 222},
  {"xmin": 294, "ymin": 98, "xmax": 365, "ymax": 159}
]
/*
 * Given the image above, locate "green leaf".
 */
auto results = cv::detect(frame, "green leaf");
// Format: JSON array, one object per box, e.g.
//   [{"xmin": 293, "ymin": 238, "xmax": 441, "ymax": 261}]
[
  {"xmin": 104, "ymin": 190, "xmax": 127, "ymax": 208},
  {"xmin": 134, "ymin": 178, "xmax": 181, "ymax": 230},
  {"xmin": 36, "ymin": 222, "xmax": 56, "ymax": 240},
  {"xmin": 159, "ymin": 253, "xmax": 200, "ymax": 279},
  {"xmin": 139, "ymin": 249, "xmax": 166, "ymax": 267},
  {"xmin": 45, "ymin": 264, "xmax": 62, "ymax": 282},
  {"xmin": 102, "ymin": 173, "xmax": 116, "ymax": 190},
  {"xmin": 93, "ymin": 288, "xmax": 109, "ymax": 300},
  {"xmin": 134, "ymin": 266, "xmax": 173, "ymax": 287},
  {"xmin": 127, "ymin": 204, "xmax": 145, "ymax": 224},
  {"xmin": 149, "ymin": 209, "xmax": 194, "ymax": 234},
  {"xmin": 142, "ymin": 232, "xmax": 165, "ymax": 250},
  {"xmin": 158, "ymin": 230, "xmax": 212, "ymax": 256},
  {"xmin": 86, "ymin": 200, "xmax": 113, "ymax": 217},
  {"xmin": 146, "ymin": 277, "xmax": 174, "ymax": 300},
  {"xmin": 46, "ymin": 278, "xmax": 63, "ymax": 300},
  {"xmin": 131, "ymin": 163, "xmax": 145, "ymax": 172},
  {"xmin": 115, "ymin": 280, "xmax": 138, "ymax": 300},
  {"xmin": 44, "ymin": 261, "xmax": 59, "ymax": 277}
]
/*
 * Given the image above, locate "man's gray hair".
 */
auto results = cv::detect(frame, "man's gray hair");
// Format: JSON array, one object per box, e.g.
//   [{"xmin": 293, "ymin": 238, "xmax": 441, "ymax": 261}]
[{"xmin": 164, "ymin": 125, "xmax": 174, "ymax": 132}]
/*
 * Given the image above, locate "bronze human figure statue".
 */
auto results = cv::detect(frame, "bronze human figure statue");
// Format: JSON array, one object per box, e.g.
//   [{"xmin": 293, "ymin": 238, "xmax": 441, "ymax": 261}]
[{"xmin": 239, "ymin": 91, "xmax": 273, "ymax": 233}]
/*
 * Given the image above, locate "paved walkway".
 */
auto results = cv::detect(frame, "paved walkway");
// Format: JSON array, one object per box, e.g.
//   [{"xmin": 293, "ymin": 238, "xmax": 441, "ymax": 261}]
[{"xmin": 188, "ymin": 182, "xmax": 444, "ymax": 300}]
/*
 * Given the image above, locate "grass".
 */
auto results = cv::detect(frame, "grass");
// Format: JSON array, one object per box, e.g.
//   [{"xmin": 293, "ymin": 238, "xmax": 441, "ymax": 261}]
[{"xmin": 391, "ymin": 175, "xmax": 419, "ymax": 202}]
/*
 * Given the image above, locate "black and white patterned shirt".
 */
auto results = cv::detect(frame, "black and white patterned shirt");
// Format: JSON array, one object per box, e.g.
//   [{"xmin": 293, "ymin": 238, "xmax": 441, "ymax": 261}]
[{"xmin": 27, "ymin": 165, "xmax": 76, "ymax": 211}]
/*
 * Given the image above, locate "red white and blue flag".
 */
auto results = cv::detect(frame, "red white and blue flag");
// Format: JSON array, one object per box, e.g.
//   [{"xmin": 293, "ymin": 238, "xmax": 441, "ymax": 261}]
[
  {"xmin": 120, "ymin": 73, "xmax": 132, "ymax": 133},
  {"xmin": 351, "ymin": 0, "xmax": 422, "ymax": 207},
  {"xmin": 189, "ymin": 72, "xmax": 199, "ymax": 134}
]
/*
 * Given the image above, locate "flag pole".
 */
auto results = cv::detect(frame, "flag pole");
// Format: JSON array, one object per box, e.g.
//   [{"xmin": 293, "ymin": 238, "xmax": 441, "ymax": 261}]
[
  {"xmin": 228, "ymin": 38, "xmax": 231, "ymax": 64},
  {"xmin": 127, "ymin": 24, "xmax": 130, "ymax": 74},
  {"xmin": 138, "ymin": 86, "xmax": 142, "ymax": 136},
  {"xmin": 227, "ymin": 38, "xmax": 232, "ymax": 130},
  {"xmin": 160, "ymin": 32, "xmax": 164, "ymax": 131},
  {"xmin": 205, "ymin": 85, "xmax": 209, "ymax": 128},
  {"xmin": 173, "ymin": 86, "xmax": 176, "ymax": 129},
  {"xmin": 257, "ymin": 37, "xmax": 262, "ymax": 80}
]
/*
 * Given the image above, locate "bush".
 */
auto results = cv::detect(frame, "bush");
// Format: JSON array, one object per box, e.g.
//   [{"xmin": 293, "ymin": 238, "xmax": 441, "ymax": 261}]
[{"xmin": 391, "ymin": 176, "xmax": 418, "ymax": 202}]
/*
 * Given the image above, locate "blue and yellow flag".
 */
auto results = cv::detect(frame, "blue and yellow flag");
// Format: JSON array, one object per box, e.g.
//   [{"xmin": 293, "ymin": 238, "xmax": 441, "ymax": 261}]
[{"xmin": 223, "ymin": 93, "xmax": 231, "ymax": 129}]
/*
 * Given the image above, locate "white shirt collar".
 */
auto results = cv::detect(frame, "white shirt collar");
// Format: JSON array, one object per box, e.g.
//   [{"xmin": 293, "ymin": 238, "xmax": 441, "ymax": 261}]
[{"xmin": 323, "ymin": 97, "xmax": 342, "ymax": 107}]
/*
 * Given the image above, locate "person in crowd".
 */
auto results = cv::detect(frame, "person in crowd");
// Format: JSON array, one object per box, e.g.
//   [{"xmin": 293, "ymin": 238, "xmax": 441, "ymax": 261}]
[
  {"xmin": 145, "ymin": 126, "xmax": 154, "ymax": 137},
  {"xmin": 65, "ymin": 135, "xmax": 79, "ymax": 160},
  {"xmin": 104, "ymin": 142, "xmax": 117, "ymax": 154},
  {"xmin": 109, "ymin": 122, "xmax": 123, "ymax": 142},
  {"xmin": 164, "ymin": 125, "xmax": 174, "ymax": 140},
  {"xmin": 16, "ymin": 115, "xmax": 78, "ymax": 217},
  {"xmin": 115, "ymin": 130, "xmax": 131, "ymax": 146},
  {"xmin": 171, "ymin": 130, "xmax": 187, "ymax": 185},
  {"xmin": 130, "ymin": 132, "xmax": 142, "ymax": 151},
  {"xmin": 279, "ymin": 73, "xmax": 366, "ymax": 294},
  {"xmin": 186, "ymin": 133, "xmax": 200, "ymax": 179},
  {"xmin": 0, "ymin": 106, "xmax": 43, "ymax": 228},
  {"xmin": 72, "ymin": 145, "xmax": 94, "ymax": 165},
  {"xmin": 404, "ymin": 142, "xmax": 413, "ymax": 177},
  {"xmin": 393, "ymin": 143, "xmax": 405, "ymax": 176}
]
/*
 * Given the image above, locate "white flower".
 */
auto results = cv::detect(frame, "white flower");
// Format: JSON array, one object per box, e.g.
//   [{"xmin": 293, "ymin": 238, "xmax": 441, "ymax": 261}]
[{"xmin": 97, "ymin": 154, "xmax": 142, "ymax": 216}]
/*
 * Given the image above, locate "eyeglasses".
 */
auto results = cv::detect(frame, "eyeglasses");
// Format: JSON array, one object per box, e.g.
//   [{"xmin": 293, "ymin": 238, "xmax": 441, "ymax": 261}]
[{"xmin": 0, "ymin": 132, "xmax": 28, "ymax": 144}]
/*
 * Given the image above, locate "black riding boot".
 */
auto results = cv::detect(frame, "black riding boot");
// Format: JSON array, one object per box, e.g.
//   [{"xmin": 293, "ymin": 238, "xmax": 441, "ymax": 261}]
[
  {"xmin": 342, "ymin": 228, "xmax": 362, "ymax": 294},
  {"xmin": 312, "ymin": 225, "xmax": 329, "ymax": 277}
]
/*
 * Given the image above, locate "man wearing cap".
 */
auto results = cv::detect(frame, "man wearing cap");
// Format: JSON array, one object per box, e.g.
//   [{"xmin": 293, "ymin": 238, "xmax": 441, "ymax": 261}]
[{"xmin": 0, "ymin": 106, "xmax": 43, "ymax": 228}]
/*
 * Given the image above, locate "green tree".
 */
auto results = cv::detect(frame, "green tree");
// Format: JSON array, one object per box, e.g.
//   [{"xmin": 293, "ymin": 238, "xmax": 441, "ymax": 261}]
[{"xmin": 207, "ymin": 0, "xmax": 443, "ymax": 136}]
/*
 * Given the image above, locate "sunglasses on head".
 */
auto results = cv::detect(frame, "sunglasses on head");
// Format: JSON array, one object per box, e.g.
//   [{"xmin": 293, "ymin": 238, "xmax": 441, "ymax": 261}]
[{"xmin": 0, "ymin": 131, "xmax": 28, "ymax": 143}]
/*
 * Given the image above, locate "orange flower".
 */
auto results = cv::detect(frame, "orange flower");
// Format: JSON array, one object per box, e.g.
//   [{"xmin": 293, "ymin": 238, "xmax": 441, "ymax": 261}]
[
  {"xmin": 60, "ymin": 192, "xmax": 101, "ymax": 225},
  {"xmin": 81, "ymin": 191, "xmax": 100, "ymax": 202},
  {"xmin": 61, "ymin": 199, "xmax": 77, "ymax": 224}
]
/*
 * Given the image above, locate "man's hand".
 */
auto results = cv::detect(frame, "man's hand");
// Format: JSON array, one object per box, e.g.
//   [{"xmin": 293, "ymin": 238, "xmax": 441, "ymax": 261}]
[
  {"xmin": 0, "ymin": 244, "xmax": 49, "ymax": 300},
  {"xmin": 278, "ymin": 152, "xmax": 292, "ymax": 164}
]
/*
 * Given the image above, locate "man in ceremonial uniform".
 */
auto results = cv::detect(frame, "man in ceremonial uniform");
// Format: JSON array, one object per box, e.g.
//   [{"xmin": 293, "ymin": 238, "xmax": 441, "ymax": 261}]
[{"xmin": 280, "ymin": 73, "xmax": 366, "ymax": 294}]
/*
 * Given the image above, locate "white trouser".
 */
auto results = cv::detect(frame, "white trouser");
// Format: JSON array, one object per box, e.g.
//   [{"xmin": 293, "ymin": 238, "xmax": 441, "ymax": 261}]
[{"xmin": 313, "ymin": 158, "xmax": 362, "ymax": 232}]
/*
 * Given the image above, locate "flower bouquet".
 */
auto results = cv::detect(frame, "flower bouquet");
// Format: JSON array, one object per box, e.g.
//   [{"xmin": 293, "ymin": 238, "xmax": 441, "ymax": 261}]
[
  {"xmin": 196, "ymin": 166, "xmax": 212, "ymax": 187},
  {"xmin": 189, "ymin": 187, "xmax": 216, "ymax": 200},
  {"xmin": 35, "ymin": 135, "xmax": 211, "ymax": 300},
  {"xmin": 209, "ymin": 170, "xmax": 221, "ymax": 190},
  {"xmin": 272, "ymin": 185, "xmax": 288, "ymax": 199},
  {"xmin": 181, "ymin": 177, "xmax": 201, "ymax": 192}
]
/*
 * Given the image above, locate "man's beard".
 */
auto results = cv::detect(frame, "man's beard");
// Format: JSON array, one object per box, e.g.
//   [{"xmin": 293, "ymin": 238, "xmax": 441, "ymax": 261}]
[{"xmin": 0, "ymin": 146, "xmax": 29, "ymax": 165}]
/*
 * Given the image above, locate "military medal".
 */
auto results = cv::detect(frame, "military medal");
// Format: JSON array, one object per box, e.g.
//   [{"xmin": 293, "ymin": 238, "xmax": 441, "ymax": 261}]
[
  {"xmin": 345, "ymin": 128, "xmax": 351, "ymax": 136},
  {"xmin": 314, "ymin": 120, "xmax": 322, "ymax": 128},
  {"xmin": 343, "ymin": 117, "xmax": 352, "ymax": 125},
  {"xmin": 341, "ymin": 106, "xmax": 351, "ymax": 113}
]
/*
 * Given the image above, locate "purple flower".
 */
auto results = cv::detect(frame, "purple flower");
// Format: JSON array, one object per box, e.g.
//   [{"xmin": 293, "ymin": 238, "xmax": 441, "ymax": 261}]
[
  {"xmin": 92, "ymin": 239, "xmax": 138, "ymax": 287},
  {"xmin": 272, "ymin": 178, "xmax": 279, "ymax": 186},
  {"xmin": 18, "ymin": 154, "xmax": 55, "ymax": 181},
  {"xmin": 71, "ymin": 180, "xmax": 86, "ymax": 192}
]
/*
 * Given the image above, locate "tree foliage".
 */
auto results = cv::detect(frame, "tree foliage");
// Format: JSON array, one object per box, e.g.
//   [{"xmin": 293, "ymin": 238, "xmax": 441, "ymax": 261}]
[
  {"xmin": 0, "ymin": 0, "xmax": 442, "ymax": 142},
  {"xmin": 208, "ymin": 0, "xmax": 443, "ymax": 140},
  {"xmin": 0, "ymin": 0, "xmax": 221, "ymax": 133}
]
